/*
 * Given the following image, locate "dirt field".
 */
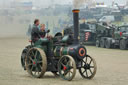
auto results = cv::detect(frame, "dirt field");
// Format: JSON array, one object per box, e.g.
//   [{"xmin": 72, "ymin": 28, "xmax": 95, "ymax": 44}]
[{"xmin": 0, "ymin": 37, "xmax": 128, "ymax": 85}]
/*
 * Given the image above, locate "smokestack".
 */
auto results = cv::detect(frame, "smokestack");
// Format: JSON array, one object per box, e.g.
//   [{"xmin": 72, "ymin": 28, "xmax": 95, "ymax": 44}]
[{"xmin": 72, "ymin": 9, "xmax": 80, "ymax": 44}]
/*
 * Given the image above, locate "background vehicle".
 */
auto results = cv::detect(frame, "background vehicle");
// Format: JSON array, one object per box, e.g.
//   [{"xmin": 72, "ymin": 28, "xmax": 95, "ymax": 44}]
[
  {"xmin": 63, "ymin": 21, "xmax": 128, "ymax": 50},
  {"xmin": 63, "ymin": 22, "xmax": 97, "ymax": 45},
  {"xmin": 96, "ymin": 25, "xmax": 128, "ymax": 50},
  {"xmin": 99, "ymin": 16, "xmax": 115, "ymax": 22},
  {"xmin": 80, "ymin": 22, "xmax": 97, "ymax": 45}
]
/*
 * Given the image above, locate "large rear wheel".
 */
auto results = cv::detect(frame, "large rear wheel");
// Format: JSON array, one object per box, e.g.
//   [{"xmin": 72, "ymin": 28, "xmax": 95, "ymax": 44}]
[
  {"xmin": 79, "ymin": 55, "xmax": 97, "ymax": 79},
  {"xmin": 25, "ymin": 47, "xmax": 47, "ymax": 78},
  {"xmin": 58, "ymin": 55, "xmax": 76, "ymax": 81}
]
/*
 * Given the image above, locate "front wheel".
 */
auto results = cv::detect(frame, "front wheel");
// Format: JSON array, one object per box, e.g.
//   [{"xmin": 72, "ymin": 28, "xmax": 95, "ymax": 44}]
[
  {"xmin": 79, "ymin": 55, "xmax": 97, "ymax": 79},
  {"xmin": 58, "ymin": 55, "xmax": 76, "ymax": 81}
]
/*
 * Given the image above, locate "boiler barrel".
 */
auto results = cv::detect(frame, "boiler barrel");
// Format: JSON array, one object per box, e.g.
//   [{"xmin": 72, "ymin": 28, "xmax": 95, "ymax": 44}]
[{"xmin": 54, "ymin": 45, "xmax": 87, "ymax": 60}]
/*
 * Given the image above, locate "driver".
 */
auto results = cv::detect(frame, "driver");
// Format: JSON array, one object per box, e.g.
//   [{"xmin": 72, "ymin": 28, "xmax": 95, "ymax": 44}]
[{"xmin": 31, "ymin": 19, "xmax": 46, "ymax": 42}]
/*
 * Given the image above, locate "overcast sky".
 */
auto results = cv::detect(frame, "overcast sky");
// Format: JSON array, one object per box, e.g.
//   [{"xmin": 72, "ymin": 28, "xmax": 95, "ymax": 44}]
[
  {"xmin": 50, "ymin": 0, "xmax": 127, "ymax": 5},
  {"xmin": 0, "ymin": 0, "xmax": 127, "ymax": 6},
  {"xmin": 26, "ymin": 0, "xmax": 127, "ymax": 5}
]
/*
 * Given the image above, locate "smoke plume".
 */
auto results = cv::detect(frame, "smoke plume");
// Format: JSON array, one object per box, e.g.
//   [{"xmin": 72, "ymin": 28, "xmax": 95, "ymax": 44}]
[{"xmin": 73, "ymin": 0, "xmax": 89, "ymax": 9}]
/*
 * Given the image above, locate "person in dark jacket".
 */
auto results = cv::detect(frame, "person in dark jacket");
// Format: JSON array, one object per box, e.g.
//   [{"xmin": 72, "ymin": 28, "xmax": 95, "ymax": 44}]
[{"xmin": 31, "ymin": 19, "xmax": 46, "ymax": 42}]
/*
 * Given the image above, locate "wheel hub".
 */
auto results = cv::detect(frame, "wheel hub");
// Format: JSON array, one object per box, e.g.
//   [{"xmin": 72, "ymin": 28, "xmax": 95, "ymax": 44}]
[
  {"xmin": 63, "ymin": 65, "xmax": 70, "ymax": 71},
  {"xmin": 63, "ymin": 66, "xmax": 67, "ymax": 70},
  {"xmin": 84, "ymin": 64, "xmax": 90, "ymax": 69},
  {"xmin": 33, "ymin": 61, "xmax": 36, "ymax": 65},
  {"xmin": 33, "ymin": 59, "xmax": 38, "ymax": 66}
]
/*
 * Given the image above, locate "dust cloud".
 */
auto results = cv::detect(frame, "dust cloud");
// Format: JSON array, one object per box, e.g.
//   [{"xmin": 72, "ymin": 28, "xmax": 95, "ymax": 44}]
[{"xmin": 0, "ymin": 10, "xmax": 33, "ymax": 38}]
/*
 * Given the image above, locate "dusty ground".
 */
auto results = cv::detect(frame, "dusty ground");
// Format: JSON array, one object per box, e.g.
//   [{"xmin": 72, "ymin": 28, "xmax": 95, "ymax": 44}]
[{"xmin": 0, "ymin": 37, "xmax": 128, "ymax": 85}]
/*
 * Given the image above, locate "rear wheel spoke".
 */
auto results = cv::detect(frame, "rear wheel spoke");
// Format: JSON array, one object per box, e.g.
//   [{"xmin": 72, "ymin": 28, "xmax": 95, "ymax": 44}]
[
  {"xmin": 82, "ymin": 59, "xmax": 86, "ymax": 65},
  {"xmin": 68, "ymin": 72, "xmax": 71, "ymax": 77},
  {"xmin": 89, "ymin": 59, "xmax": 92, "ymax": 65},
  {"xmin": 39, "ymin": 64, "xmax": 42, "ymax": 68},
  {"xmin": 63, "ymin": 70, "xmax": 68, "ymax": 75},
  {"xmin": 36, "ymin": 67, "xmax": 39, "ymax": 72},
  {"xmin": 86, "ymin": 57, "xmax": 88, "ymax": 62},
  {"xmin": 82, "ymin": 70, "xmax": 86, "ymax": 74},
  {"xmin": 66, "ymin": 61, "xmax": 70, "ymax": 66},
  {"xmin": 31, "ymin": 66, "xmax": 34, "ymax": 71},
  {"xmin": 89, "ymin": 69, "xmax": 93, "ymax": 74},
  {"xmin": 35, "ymin": 51, "xmax": 38, "ymax": 59},
  {"xmin": 34, "ymin": 67, "xmax": 39, "ymax": 75},
  {"xmin": 90, "ymin": 66, "xmax": 94, "ymax": 68},
  {"xmin": 37, "ymin": 61, "xmax": 42, "ymax": 63},
  {"xmin": 86, "ymin": 70, "xmax": 88, "ymax": 77},
  {"xmin": 69, "ymin": 70, "xmax": 73, "ymax": 74},
  {"xmin": 36, "ymin": 67, "xmax": 40, "ymax": 75},
  {"xmin": 31, "ymin": 51, "xmax": 35, "ymax": 56},
  {"xmin": 64, "ymin": 57, "xmax": 69, "ymax": 63},
  {"xmin": 28, "ymin": 63, "xmax": 32, "ymax": 66},
  {"xmin": 29, "ymin": 57, "xmax": 34, "ymax": 62},
  {"xmin": 61, "ymin": 62, "xmax": 65, "ymax": 66}
]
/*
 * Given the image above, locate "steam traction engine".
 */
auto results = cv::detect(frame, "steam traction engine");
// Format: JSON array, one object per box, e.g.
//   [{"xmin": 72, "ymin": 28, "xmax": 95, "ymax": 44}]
[{"xmin": 21, "ymin": 9, "xmax": 97, "ymax": 81}]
